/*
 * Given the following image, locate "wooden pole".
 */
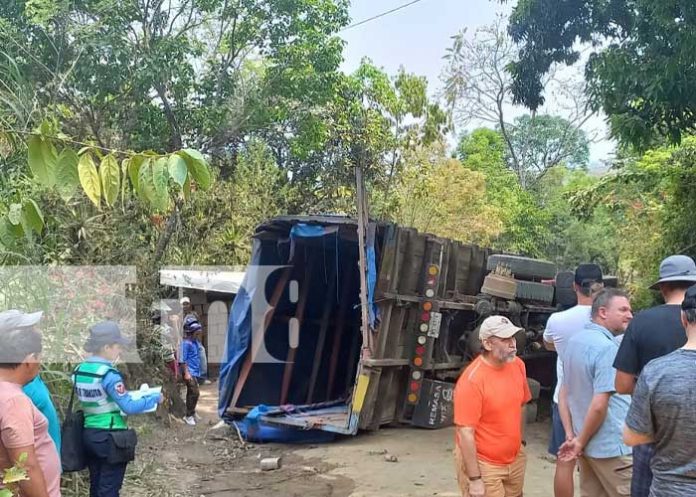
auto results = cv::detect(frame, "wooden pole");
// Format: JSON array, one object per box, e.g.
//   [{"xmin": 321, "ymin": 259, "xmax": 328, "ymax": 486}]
[{"xmin": 355, "ymin": 165, "xmax": 372, "ymax": 360}]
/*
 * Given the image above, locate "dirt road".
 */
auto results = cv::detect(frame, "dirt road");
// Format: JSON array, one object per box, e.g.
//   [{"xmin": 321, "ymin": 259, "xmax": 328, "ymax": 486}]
[{"xmin": 124, "ymin": 384, "xmax": 561, "ymax": 497}]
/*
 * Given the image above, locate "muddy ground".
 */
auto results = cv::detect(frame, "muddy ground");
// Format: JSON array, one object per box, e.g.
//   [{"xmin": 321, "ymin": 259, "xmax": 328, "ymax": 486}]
[{"xmin": 123, "ymin": 385, "xmax": 563, "ymax": 497}]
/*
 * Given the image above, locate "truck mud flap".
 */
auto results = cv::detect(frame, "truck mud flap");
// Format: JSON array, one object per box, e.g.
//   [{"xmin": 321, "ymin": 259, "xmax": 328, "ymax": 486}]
[{"xmin": 410, "ymin": 379, "xmax": 455, "ymax": 429}]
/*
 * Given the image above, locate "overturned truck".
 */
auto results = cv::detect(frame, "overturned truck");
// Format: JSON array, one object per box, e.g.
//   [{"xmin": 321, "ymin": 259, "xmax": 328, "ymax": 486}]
[{"xmin": 218, "ymin": 216, "xmax": 559, "ymax": 438}]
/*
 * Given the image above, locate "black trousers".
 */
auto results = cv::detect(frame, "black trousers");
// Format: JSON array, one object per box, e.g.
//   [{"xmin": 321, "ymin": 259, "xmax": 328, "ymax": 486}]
[
  {"xmin": 83, "ymin": 429, "xmax": 129, "ymax": 497},
  {"xmin": 183, "ymin": 376, "xmax": 200, "ymax": 417}
]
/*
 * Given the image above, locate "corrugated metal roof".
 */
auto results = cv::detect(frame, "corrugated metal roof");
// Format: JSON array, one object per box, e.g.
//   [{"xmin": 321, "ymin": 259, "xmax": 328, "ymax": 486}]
[{"xmin": 159, "ymin": 268, "xmax": 245, "ymax": 294}]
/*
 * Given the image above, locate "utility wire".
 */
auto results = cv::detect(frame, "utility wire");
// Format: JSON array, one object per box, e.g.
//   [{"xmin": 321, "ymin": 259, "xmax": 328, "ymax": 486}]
[{"xmin": 339, "ymin": 0, "xmax": 428, "ymax": 32}]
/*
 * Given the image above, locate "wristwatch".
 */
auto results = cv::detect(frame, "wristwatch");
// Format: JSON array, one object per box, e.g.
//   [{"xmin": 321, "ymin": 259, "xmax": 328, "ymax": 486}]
[{"xmin": 468, "ymin": 475, "xmax": 482, "ymax": 482}]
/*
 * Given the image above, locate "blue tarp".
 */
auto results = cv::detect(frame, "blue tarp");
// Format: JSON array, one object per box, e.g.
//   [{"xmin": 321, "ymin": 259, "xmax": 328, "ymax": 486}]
[
  {"xmin": 235, "ymin": 405, "xmax": 337, "ymax": 443},
  {"xmin": 217, "ymin": 240, "xmax": 261, "ymax": 417},
  {"xmin": 290, "ymin": 223, "xmax": 334, "ymax": 238},
  {"xmin": 366, "ymin": 224, "xmax": 378, "ymax": 327}
]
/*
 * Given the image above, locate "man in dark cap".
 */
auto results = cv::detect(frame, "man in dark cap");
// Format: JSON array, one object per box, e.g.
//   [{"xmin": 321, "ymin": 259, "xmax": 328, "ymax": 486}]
[
  {"xmin": 614, "ymin": 255, "xmax": 696, "ymax": 497},
  {"xmin": 624, "ymin": 284, "xmax": 696, "ymax": 497}
]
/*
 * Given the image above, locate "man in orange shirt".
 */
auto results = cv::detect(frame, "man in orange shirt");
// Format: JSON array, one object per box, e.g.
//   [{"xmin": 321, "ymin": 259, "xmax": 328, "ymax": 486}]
[{"xmin": 454, "ymin": 315, "xmax": 531, "ymax": 497}]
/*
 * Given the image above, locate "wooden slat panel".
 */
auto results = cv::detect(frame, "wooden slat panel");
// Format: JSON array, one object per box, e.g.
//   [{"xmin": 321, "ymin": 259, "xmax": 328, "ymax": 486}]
[
  {"xmin": 457, "ymin": 244, "xmax": 473, "ymax": 295},
  {"xmin": 376, "ymin": 224, "xmax": 398, "ymax": 295},
  {"xmin": 399, "ymin": 230, "xmax": 425, "ymax": 296}
]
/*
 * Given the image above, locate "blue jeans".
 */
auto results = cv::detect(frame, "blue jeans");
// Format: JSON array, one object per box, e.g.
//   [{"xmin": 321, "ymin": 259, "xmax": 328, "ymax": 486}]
[
  {"xmin": 83, "ymin": 429, "xmax": 128, "ymax": 497},
  {"xmin": 548, "ymin": 402, "xmax": 566, "ymax": 456},
  {"xmin": 631, "ymin": 443, "xmax": 655, "ymax": 497}
]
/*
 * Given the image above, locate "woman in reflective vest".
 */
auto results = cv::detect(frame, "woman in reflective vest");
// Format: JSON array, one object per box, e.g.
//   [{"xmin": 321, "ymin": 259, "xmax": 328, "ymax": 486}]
[{"xmin": 74, "ymin": 321, "xmax": 162, "ymax": 497}]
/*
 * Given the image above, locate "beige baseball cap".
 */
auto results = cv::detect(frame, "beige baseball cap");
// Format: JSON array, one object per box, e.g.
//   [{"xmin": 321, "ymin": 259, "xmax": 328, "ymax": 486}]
[{"xmin": 479, "ymin": 315, "xmax": 523, "ymax": 340}]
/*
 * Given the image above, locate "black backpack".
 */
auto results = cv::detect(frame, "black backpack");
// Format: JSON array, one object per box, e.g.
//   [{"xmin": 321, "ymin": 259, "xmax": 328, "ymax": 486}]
[{"xmin": 60, "ymin": 368, "xmax": 110, "ymax": 472}]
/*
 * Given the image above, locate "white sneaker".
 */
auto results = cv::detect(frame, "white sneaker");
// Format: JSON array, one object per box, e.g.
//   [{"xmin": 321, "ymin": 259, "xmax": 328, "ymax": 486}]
[{"xmin": 183, "ymin": 416, "xmax": 196, "ymax": 426}]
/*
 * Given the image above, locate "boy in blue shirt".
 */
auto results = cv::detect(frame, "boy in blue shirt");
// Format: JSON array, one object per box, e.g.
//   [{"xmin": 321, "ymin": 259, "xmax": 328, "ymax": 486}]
[{"xmin": 179, "ymin": 318, "xmax": 201, "ymax": 426}]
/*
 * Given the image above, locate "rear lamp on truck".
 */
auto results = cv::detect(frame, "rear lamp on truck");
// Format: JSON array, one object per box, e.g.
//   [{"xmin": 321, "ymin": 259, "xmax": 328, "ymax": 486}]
[{"xmin": 405, "ymin": 263, "xmax": 441, "ymax": 407}]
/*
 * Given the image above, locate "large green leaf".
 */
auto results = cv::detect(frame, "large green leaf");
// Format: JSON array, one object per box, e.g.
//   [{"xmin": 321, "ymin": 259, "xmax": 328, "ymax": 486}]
[
  {"xmin": 21, "ymin": 199, "xmax": 44, "ymax": 234},
  {"xmin": 19, "ymin": 212, "xmax": 34, "ymax": 246},
  {"xmin": 8, "ymin": 203, "xmax": 22, "ymax": 225},
  {"xmin": 137, "ymin": 158, "xmax": 155, "ymax": 202},
  {"xmin": 55, "ymin": 148, "xmax": 80, "ymax": 200},
  {"xmin": 121, "ymin": 158, "xmax": 129, "ymax": 206},
  {"xmin": 152, "ymin": 158, "xmax": 169, "ymax": 196},
  {"xmin": 167, "ymin": 154, "xmax": 188, "ymax": 187},
  {"xmin": 0, "ymin": 219, "xmax": 18, "ymax": 248},
  {"xmin": 179, "ymin": 149, "xmax": 211, "ymax": 191},
  {"xmin": 182, "ymin": 175, "xmax": 191, "ymax": 201},
  {"xmin": 151, "ymin": 158, "xmax": 170, "ymax": 212},
  {"xmin": 78, "ymin": 154, "xmax": 102, "ymax": 207},
  {"xmin": 128, "ymin": 155, "xmax": 144, "ymax": 191},
  {"xmin": 99, "ymin": 154, "xmax": 120, "ymax": 207},
  {"xmin": 27, "ymin": 135, "xmax": 57, "ymax": 187}
]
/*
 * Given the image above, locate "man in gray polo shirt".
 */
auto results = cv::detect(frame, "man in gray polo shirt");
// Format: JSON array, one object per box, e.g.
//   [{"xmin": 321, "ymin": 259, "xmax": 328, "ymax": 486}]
[
  {"xmin": 623, "ymin": 284, "xmax": 696, "ymax": 497},
  {"xmin": 559, "ymin": 289, "xmax": 634, "ymax": 497}
]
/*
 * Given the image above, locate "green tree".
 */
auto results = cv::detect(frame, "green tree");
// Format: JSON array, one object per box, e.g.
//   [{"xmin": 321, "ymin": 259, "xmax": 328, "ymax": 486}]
[
  {"xmin": 568, "ymin": 140, "xmax": 696, "ymax": 305},
  {"xmin": 504, "ymin": 0, "xmax": 696, "ymax": 148},
  {"xmin": 457, "ymin": 129, "xmax": 550, "ymax": 256},
  {"xmin": 506, "ymin": 114, "xmax": 589, "ymax": 186},
  {"xmin": 0, "ymin": 0, "xmax": 350, "ymax": 155},
  {"xmin": 284, "ymin": 59, "xmax": 449, "ymax": 216},
  {"xmin": 535, "ymin": 166, "xmax": 618, "ymax": 273},
  {"xmin": 0, "ymin": 0, "xmax": 349, "ymax": 263},
  {"xmin": 456, "ymin": 127, "xmax": 607, "ymax": 264},
  {"xmin": 171, "ymin": 138, "xmax": 295, "ymax": 265},
  {"xmin": 391, "ymin": 142, "xmax": 503, "ymax": 244},
  {"xmin": 442, "ymin": 18, "xmax": 593, "ymax": 188}
]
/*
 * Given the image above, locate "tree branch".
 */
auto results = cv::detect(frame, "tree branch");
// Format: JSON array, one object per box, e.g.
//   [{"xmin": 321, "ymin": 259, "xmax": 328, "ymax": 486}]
[{"xmin": 154, "ymin": 83, "xmax": 183, "ymax": 151}]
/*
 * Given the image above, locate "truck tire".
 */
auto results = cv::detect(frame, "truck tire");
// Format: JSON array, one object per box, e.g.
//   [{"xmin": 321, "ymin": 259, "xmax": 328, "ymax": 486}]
[
  {"xmin": 516, "ymin": 280, "xmax": 555, "ymax": 304},
  {"xmin": 527, "ymin": 378, "xmax": 541, "ymax": 401},
  {"xmin": 487, "ymin": 254, "xmax": 557, "ymax": 280},
  {"xmin": 555, "ymin": 271, "xmax": 577, "ymax": 309},
  {"xmin": 481, "ymin": 273, "xmax": 517, "ymax": 300}
]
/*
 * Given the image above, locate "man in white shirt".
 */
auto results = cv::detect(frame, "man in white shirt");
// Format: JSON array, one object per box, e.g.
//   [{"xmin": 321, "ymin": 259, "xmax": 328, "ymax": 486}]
[{"xmin": 544, "ymin": 264, "xmax": 604, "ymax": 497}]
